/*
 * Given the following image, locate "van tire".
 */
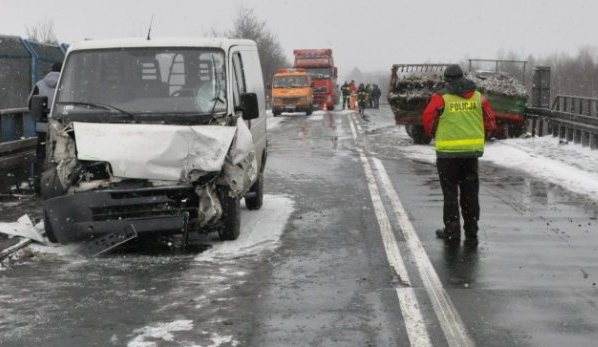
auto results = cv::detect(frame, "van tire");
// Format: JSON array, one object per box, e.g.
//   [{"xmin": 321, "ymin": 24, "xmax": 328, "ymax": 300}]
[
  {"xmin": 272, "ymin": 109, "xmax": 281, "ymax": 117},
  {"xmin": 245, "ymin": 174, "xmax": 264, "ymax": 210},
  {"xmin": 219, "ymin": 190, "xmax": 241, "ymax": 241}
]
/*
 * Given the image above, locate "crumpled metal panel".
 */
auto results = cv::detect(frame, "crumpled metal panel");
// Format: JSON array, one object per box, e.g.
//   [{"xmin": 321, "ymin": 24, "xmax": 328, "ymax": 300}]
[{"xmin": 73, "ymin": 122, "xmax": 240, "ymax": 181}]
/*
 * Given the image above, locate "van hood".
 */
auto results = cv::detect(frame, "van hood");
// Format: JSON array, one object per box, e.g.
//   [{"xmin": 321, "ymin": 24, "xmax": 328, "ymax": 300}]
[{"xmin": 73, "ymin": 119, "xmax": 255, "ymax": 182}]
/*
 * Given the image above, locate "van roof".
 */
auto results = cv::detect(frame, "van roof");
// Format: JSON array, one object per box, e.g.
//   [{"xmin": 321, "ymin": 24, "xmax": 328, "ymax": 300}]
[{"xmin": 68, "ymin": 37, "xmax": 257, "ymax": 52}]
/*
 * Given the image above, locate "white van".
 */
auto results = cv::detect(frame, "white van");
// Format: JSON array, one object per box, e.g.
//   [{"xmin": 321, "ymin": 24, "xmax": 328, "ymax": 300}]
[{"xmin": 32, "ymin": 38, "xmax": 267, "ymax": 244}]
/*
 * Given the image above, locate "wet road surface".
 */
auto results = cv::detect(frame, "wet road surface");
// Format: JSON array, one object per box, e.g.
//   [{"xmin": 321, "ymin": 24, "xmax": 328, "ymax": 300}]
[{"xmin": 1, "ymin": 106, "xmax": 598, "ymax": 346}]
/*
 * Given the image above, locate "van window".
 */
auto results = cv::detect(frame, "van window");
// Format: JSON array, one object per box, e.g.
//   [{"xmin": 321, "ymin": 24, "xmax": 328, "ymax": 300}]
[
  {"xmin": 55, "ymin": 48, "xmax": 226, "ymax": 115},
  {"xmin": 231, "ymin": 52, "xmax": 247, "ymax": 107}
]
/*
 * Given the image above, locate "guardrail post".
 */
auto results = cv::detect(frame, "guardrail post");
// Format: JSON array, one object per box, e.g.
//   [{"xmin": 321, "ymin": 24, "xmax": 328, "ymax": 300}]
[
  {"xmin": 582, "ymin": 132, "xmax": 590, "ymax": 147},
  {"xmin": 574, "ymin": 129, "xmax": 582, "ymax": 144},
  {"xmin": 532, "ymin": 67, "xmax": 551, "ymax": 108}
]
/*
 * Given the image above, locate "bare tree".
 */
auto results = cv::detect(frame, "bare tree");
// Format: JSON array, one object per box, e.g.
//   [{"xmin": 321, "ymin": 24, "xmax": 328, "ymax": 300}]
[
  {"xmin": 227, "ymin": 7, "xmax": 289, "ymax": 85},
  {"xmin": 25, "ymin": 19, "xmax": 58, "ymax": 44}
]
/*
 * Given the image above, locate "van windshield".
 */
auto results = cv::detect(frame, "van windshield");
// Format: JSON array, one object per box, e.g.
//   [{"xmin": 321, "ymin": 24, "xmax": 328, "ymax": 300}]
[
  {"xmin": 273, "ymin": 76, "xmax": 309, "ymax": 88},
  {"xmin": 54, "ymin": 47, "xmax": 226, "ymax": 116}
]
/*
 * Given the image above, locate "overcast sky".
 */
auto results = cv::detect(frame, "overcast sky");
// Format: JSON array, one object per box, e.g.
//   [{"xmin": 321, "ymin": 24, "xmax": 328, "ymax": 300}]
[{"xmin": 2, "ymin": 0, "xmax": 597, "ymax": 76}]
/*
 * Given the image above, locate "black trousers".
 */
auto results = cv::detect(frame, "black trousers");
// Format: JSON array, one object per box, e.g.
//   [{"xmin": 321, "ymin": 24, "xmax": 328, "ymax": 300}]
[{"xmin": 436, "ymin": 157, "xmax": 480, "ymax": 235}]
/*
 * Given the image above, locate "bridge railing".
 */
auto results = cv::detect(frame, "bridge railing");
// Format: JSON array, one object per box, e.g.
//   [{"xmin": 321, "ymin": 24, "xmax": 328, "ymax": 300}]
[
  {"xmin": 527, "ymin": 96, "xmax": 598, "ymax": 148},
  {"xmin": 0, "ymin": 108, "xmax": 38, "ymax": 171},
  {"xmin": 551, "ymin": 95, "xmax": 598, "ymax": 117}
]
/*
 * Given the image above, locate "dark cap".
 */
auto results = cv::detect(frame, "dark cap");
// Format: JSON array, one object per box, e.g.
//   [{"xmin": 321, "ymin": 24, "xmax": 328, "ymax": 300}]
[{"xmin": 444, "ymin": 64, "xmax": 463, "ymax": 81}]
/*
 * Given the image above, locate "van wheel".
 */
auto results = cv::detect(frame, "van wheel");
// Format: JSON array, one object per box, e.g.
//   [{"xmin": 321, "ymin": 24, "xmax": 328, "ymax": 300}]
[
  {"xmin": 245, "ymin": 174, "xmax": 264, "ymax": 210},
  {"xmin": 43, "ymin": 210, "xmax": 58, "ymax": 243},
  {"xmin": 272, "ymin": 109, "xmax": 281, "ymax": 117},
  {"xmin": 219, "ymin": 190, "xmax": 241, "ymax": 241}
]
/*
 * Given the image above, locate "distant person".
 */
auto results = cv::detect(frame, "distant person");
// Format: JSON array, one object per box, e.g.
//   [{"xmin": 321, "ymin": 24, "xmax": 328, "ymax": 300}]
[
  {"xmin": 28, "ymin": 62, "xmax": 62, "ymax": 110},
  {"xmin": 365, "ymin": 83, "xmax": 373, "ymax": 108},
  {"xmin": 371, "ymin": 84, "xmax": 382, "ymax": 109},
  {"xmin": 357, "ymin": 83, "xmax": 369, "ymax": 120},
  {"xmin": 421, "ymin": 64, "xmax": 496, "ymax": 246},
  {"xmin": 349, "ymin": 80, "xmax": 358, "ymax": 109},
  {"xmin": 341, "ymin": 81, "xmax": 351, "ymax": 109}
]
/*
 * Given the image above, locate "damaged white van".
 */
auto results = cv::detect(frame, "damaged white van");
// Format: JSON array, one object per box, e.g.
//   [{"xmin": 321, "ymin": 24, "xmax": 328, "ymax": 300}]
[{"xmin": 33, "ymin": 38, "xmax": 267, "ymax": 244}]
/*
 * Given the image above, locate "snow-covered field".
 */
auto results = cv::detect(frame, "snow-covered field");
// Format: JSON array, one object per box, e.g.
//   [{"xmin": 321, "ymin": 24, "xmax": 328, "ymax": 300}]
[{"xmin": 394, "ymin": 127, "xmax": 598, "ymax": 201}]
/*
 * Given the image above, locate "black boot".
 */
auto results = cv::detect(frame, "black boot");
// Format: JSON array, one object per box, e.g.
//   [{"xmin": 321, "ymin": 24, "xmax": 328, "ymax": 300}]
[
  {"xmin": 435, "ymin": 222, "xmax": 460, "ymax": 242},
  {"xmin": 464, "ymin": 221, "xmax": 478, "ymax": 247}
]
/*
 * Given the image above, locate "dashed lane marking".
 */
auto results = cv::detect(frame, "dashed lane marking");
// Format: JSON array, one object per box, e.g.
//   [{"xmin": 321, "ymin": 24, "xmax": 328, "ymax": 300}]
[{"xmin": 349, "ymin": 114, "xmax": 432, "ymax": 346}]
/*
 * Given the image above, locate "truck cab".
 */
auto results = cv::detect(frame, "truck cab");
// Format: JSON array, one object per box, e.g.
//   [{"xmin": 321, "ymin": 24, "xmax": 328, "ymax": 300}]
[
  {"xmin": 271, "ymin": 68, "xmax": 313, "ymax": 116},
  {"xmin": 293, "ymin": 49, "xmax": 339, "ymax": 111},
  {"xmin": 33, "ymin": 38, "xmax": 268, "ymax": 244}
]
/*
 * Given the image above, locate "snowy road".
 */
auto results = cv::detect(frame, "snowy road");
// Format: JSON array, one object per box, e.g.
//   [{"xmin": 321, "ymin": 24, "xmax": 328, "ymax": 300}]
[{"xmin": 2, "ymin": 106, "xmax": 598, "ymax": 346}]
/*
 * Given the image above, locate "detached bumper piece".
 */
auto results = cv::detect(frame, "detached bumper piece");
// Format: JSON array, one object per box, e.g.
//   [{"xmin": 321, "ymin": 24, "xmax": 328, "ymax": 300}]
[{"xmin": 44, "ymin": 185, "xmax": 197, "ymax": 244}]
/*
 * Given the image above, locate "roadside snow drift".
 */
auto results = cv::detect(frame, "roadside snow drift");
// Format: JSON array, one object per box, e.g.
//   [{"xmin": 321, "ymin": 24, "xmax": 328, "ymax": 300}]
[{"xmin": 196, "ymin": 194, "xmax": 294, "ymax": 260}]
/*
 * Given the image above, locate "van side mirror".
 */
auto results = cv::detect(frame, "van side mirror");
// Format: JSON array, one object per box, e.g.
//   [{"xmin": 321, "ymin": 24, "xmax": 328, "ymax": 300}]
[
  {"xmin": 240, "ymin": 93, "xmax": 259, "ymax": 120},
  {"xmin": 31, "ymin": 95, "xmax": 49, "ymax": 121}
]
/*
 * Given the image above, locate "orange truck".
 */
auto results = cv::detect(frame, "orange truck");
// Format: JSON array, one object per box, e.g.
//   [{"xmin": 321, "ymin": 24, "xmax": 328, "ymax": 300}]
[{"xmin": 271, "ymin": 68, "xmax": 314, "ymax": 116}]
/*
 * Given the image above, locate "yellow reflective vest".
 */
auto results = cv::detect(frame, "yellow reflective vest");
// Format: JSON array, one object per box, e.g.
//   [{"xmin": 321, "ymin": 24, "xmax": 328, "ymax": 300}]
[{"xmin": 435, "ymin": 91, "xmax": 485, "ymax": 157}]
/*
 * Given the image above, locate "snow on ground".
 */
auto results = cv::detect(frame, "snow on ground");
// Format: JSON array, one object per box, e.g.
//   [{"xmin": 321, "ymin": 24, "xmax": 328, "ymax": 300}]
[
  {"xmin": 196, "ymin": 194, "xmax": 294, "ymax": 261},
  {"xmin": 266, "ymin": 110, "xmax": 285, "ymax": 131},
  {"xmin": 127, "ymin": 319, "xmax": 194, "ymax": 347},
  {"xmin": 393, "ymin": 126, "xmax": 598, "ymax": 201}
]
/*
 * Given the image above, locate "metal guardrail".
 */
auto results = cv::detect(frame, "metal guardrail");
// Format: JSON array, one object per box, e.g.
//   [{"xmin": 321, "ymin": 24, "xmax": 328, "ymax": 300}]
[
  {"xmin": 551, "ymin": 95, "xmax": 598, "ymax": 117},
  {"xmin": 0, "ymin": 108, "xmax": 38, "ymax": 171},
  {"xmin": 526, "ymin": 103, "xmax": 598, "ymax": 148}
]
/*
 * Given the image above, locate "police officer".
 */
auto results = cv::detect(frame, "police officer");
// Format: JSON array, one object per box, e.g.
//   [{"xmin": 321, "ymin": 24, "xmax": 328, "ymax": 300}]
[{"xmin": 422, "ymin": 65, "xmax": 496, "ymax": 246}]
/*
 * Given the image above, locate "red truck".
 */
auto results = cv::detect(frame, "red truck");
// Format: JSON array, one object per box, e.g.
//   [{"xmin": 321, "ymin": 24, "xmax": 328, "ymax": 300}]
[{"xmin": 293, "ymin": 49, "xmax": 339, "ymax": 110}]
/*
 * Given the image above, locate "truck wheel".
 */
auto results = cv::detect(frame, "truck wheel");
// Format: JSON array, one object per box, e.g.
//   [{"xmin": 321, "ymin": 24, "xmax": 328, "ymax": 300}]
[
  {"xmin": 411, "ymin": 125, "xmax": 432, "ymax": 145},
  {"xmin": 219, "ymin": 191, "xmax": 241, "ymax": 241},
  {"xmin": 245, "ymin": 173, "xmax": 264, "ymax": 210},
  {"xmin": 43, "ymin": 210, "xmax": 58, "ymax": 243}
]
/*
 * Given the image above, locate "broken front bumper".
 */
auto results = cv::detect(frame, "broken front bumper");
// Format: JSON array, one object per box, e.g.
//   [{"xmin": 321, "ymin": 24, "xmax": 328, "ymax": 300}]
[{"xmin": 44, "ymin": 185, "xmax": 198, "ymax": 244}]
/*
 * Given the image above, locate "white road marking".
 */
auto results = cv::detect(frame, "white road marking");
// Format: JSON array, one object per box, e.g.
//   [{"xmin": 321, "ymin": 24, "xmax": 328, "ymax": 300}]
[
  {"xmin": 348, "ymin": 113, "xmax": 432, "ymax": 346},
  {"xmin": 372, "ymin": 157, "xmax": 474, "ymax": 347}
]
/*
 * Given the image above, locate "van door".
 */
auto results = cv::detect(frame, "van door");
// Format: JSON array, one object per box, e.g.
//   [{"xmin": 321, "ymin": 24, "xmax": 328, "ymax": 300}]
[{"xmin": 229, "ymin": 46, "xmax": 266, "ymax": 169}]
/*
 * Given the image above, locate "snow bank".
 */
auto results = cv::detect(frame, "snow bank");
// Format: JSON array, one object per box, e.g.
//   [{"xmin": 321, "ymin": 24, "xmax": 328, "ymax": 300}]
[
  {"xmin": 484, "ymin": 137, "xmax": 598, "ymax": 200},
  {"xmin": 395, "ymin": 127, "xmax": 598, "ymax": 201},
  {"xmin": 196, "ymin": 194, "xmax": 294, "ymax": 261},
  {"xmin": 266, "ymin": 110, "xmax": 284, "ymax": 130}
]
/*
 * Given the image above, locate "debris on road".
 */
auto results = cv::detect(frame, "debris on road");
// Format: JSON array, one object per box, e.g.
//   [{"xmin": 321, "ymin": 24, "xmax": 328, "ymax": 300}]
[{"xmin": 0, "ymin": 215, "xmax": 47, "ymax": 244}]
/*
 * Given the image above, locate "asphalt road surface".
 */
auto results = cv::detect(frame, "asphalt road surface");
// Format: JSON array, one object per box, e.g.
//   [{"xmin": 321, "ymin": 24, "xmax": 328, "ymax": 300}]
[{"xmin": 1, "ymin": 106, "xmax": 598, "ymax": 346}]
